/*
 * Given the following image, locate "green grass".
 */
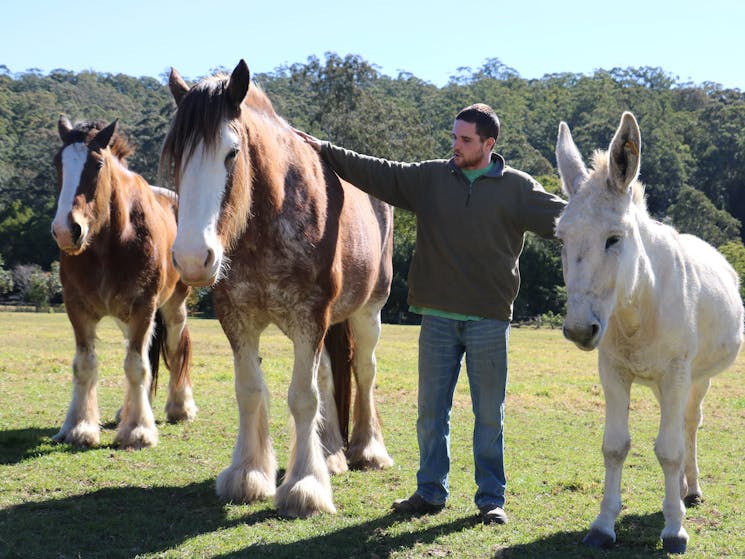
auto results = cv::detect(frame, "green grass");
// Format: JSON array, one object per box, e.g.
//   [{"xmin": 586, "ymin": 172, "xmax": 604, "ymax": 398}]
[{"xmin": 0, "ymin": 312, "xmax": 743, "ymax": 558}]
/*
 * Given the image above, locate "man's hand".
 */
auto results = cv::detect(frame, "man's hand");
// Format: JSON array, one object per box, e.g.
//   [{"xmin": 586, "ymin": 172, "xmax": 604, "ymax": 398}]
[{"xmin": 292, "ymin": 127, "xmax": 322, "ymax": 153}]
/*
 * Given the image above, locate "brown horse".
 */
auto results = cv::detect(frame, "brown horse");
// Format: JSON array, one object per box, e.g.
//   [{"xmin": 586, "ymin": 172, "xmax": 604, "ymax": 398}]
[
  {"xmin": 161, "ymin": 60, "xmax": 394, "ymax": 517},
  {"xmin": 51, "ymin": 117, "xmax": 197, "ymax": 449}
]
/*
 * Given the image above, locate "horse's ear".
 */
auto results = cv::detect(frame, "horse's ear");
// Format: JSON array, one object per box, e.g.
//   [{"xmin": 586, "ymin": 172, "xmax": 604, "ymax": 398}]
[
  {"xmin": 90, "ymin": 119, "xmax": 118, "ymax": 153},
  {"xmin": 608, "ymin": 112, "xmax": 641, "ymax": 193},
  {"xmin": 555, "ymin": 121, "xmax": 588, "ymax": 197},
  {"xmin": 169, "ymin": 67, "xmax": 190, "ymax": 107},
  {"xmin": 58, "ymin": 115, "xmax": 73, "ymax": 141},
  {"xmin": 227, "ymin": 59, "xmax": 250, "ymax": 111}
]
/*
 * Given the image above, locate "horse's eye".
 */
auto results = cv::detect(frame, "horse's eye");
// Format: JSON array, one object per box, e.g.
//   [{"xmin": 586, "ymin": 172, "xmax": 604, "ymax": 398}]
[
  {"xmin": 225, "ymin": 147, "xmax": 239, "ymax": 167},
  {"xmin": 605, "ymin": 235, "xmax": 621, "ymax": 250}
]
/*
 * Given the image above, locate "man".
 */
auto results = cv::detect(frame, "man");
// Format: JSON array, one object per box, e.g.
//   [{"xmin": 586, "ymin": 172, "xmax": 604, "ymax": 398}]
[{"xmin": 295, "ymin": 104, "xmax": 565, "ymax": 524}]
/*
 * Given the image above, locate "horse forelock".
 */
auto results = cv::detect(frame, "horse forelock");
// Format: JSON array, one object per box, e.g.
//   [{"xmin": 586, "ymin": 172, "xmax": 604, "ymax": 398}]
[
  {"xmin": 161, "ymin": 75, "xmax": 279, "ymax": 188},
  {"xmin": 61, "ymin": 120, "xmax": 133, "ymax": 162}
]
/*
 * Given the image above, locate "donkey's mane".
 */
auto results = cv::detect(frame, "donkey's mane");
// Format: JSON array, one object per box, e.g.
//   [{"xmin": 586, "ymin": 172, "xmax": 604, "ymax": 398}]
[
  {"xmin": 67, "ymin": 120, "xmax": 133, "ymax": 161},
  {"xmin": 589, "ymin": 149, "xmax": 647, "ymax": 211},
  {"xmin": 160, "ymin": 74, "xmax": 280, "ymax": 186}
]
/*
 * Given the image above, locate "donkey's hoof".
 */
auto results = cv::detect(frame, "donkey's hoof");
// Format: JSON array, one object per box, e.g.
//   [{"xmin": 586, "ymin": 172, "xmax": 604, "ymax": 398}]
[
  {"xmin": 582, "ymin": 528, "xmax": 615, "ymax": 549},
  {"xmin": 663, "ymin": 536, "xmax": 687, "ymax": 554},
  {"xmin": 684, "ymin": 492, "xmax": 703, "ymax": 507}
]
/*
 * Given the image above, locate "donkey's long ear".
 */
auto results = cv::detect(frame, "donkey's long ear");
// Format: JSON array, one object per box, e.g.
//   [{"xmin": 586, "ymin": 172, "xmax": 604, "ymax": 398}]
[
  {"xmin": 555, "ymin": 121, "xmax": 588, "ymax": 197},
  {"xmin": 90, "ymin": 120, "xmax": 118, "ymax": 153},
  {"xmin": 169, "ymin": 67, "xmax": 190, "ymax": 107},
  {"xmin": 608, "ymin": 112, "xmax": 641, "ymax": 193},
  {"xmin": 58, "ymin": 115, "xmax": 73, "ymax": 141},
  {"xmin": 227, "ymin": 59, "xmax": 250, "ymax": 111}
]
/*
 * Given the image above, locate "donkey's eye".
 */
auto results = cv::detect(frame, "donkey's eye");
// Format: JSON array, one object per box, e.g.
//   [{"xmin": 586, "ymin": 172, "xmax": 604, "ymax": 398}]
[{"xmin": 605, "ymin": 235, "xmax": 622, "ymax": 250}]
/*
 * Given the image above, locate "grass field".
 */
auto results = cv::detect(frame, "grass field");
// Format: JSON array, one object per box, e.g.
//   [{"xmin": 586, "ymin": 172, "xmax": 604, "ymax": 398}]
[{"xmin": 0, "ymin": 312, "xmax": 743, "ymax": 558}]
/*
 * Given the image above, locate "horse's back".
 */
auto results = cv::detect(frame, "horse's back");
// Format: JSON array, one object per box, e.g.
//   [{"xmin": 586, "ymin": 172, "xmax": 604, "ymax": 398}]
[{"xmin": 678, "ymin": 233, "xmax": 744, "ymax": 377}]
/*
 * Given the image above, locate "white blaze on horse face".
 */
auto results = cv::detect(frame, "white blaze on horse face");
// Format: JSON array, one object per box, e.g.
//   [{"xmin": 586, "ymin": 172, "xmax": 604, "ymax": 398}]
[
  {"xmin": 52, "ymin": 143, "xmax": 88, "ymax": 251},
  {"xmin": 172, "ymin": 123, "xmax": 238, "ymax": 286}
]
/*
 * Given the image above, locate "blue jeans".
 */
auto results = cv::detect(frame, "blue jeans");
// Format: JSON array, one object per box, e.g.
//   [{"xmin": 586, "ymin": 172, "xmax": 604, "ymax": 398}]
[{"xmin": 415, "ymin": 315, "xmax": 509, "ymax": 509}]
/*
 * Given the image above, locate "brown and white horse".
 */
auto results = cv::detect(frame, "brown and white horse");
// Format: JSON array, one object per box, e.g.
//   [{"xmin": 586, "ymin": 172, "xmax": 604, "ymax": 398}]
[
  {"xmin": 51, "ymin": 117, "xmax": 197, "ymax": 450},
  {"xmin": 161, "ymin": 60, "xmax": 394, "ymax": 517}
]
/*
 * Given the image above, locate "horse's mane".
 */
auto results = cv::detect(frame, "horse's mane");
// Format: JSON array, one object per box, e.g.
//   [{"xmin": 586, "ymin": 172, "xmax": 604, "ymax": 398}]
[
  {"xmin": 590, "ymin": 149, "xmax": 647, "ymax": 211},
  {"xmin": 66, "ymin": 120, "xmax": 134, "ymax": 162},
  {"xmin": 160, "ymin": 74, "xmax": 280, "ymax": 186}
]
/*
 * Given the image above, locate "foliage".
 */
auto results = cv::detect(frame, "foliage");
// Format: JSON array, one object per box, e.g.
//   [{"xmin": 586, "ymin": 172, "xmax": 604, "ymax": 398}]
[
  {"xmin": 0, "ymin": 253, "xmax": 12, "ymax": 294},
  {"xmin": 719, "ymin": 241, "xmax": 745, "ymax": 302},
  {"xmin": 1, "ymin": 55, "xmax": 744, "ymax": 319},
  {"xmin": 667, "ymin": 186, "xmax": 741, "ymax": 246}
]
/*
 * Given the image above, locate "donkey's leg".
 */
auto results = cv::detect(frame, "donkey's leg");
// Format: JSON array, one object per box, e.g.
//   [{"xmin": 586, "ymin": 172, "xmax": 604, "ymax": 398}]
[
  {"xmin": 583, "ymin": 359, "xmax": 631, "ymax": 550},
  {"xmin": 656, "ymin": 368, "xmax": 691, "ymax": 554},
  {"xmin": 275, "ymin": 332, "xmax": 335, "ymax": 517},
  {"xmin": 317, "ymin": 347, "xmax": 348, "ymax": 474},
  {"xmin": 160, "ymin": 289, "xmax": 197, "ymax": 422},
  {"xmin": 114, "ymin": 309, "xmax": 158, "ymax": 449},
  {"xmin": 346, "ymin": 305, "xmax": 393, "ymax": 469},
  {"xmin": 682, "ymin": 378, "xmax": 710, "ymax": 507},
  {"xmin": 53, "ymin": 314, "xmax": 101, "ymax": 447},
  {"xmin": 216, "ymin": 320, "xmax": 277, "ymax": 503}
]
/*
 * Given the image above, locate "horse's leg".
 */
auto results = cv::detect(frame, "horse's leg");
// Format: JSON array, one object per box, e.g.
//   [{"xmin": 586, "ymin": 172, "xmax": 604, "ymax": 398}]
[
  {"xmin": 53, "ymin": 313, "xmax": 101, "ymax": 447},
  {"xmin": 114, "ymin": 307, "xmax": 158, "ymax": 449},
  {"xmin": 583, "ymin": 357, "xmax": 631, "ymax": 550},
  {"xmin": 275, "ymin": 331, "xmax": 335, "ymax": 517},
  {"xmin": 683, "ymin": 377, "xmax": 710, "ymax": 507},
  {"xmin": 317, "ymin": 346, "xmax": 348, "ymax": 474},
  {"xmin": 655, "ymin": 366, "xmax": 691, "ymax": 554},
  {"xmin": 216, "ymin": 319, "xmax": 277, "ymax": 503},
  {"xmin": 160, "ymin": 288, "xmax": 197, "ymax": 422},
  {"xmin": 346, "ymin": 305, "xmax": 393, "ymax": 469}
]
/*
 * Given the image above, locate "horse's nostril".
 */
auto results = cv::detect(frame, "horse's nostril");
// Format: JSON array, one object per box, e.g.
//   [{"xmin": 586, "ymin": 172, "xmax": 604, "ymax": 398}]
[
  {"xmin": 171, "ymin": 251, "xmax": 179, "ymax": 270},
  {"xmin": 591, "ymin": 323, "xmax": 600, "ymax": 338},
  {"xmin": 71, "ymin": 222, "xmax": 82, "ymax": 244},
  {"xmin": 204, "ymin": 248, "xmax": 214, "ymax": 269}
]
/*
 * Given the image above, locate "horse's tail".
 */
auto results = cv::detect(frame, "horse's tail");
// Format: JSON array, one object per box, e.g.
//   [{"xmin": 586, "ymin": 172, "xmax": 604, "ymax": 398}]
[
  {"xmin": 148, "ymin": 310, "xmax": 166, "ymax": 399},
  {"xmin": 324, "ymin": 321, "xmax": 354, "ymax": 445},
  {"xmin": 158, "ymin": 318, "xmax": 193, "ymax": 393}
]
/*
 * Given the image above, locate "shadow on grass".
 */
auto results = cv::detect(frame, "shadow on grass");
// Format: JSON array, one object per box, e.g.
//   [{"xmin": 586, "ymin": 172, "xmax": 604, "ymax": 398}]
[{"xmin": 0, "ymin": 427, "xmax": 64, "ymax": 465}]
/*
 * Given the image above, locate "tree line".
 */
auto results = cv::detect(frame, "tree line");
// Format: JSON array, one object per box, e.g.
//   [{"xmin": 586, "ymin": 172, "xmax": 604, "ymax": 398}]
[{"xmin": 1, "ymin": 54, "xmax": 744, "ymax": 320}]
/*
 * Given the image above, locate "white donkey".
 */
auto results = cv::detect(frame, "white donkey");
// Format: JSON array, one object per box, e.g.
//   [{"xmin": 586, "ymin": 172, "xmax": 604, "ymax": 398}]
[{"xmin": 554, "ymin": 112, "xmax": 743, "ymax": 554}]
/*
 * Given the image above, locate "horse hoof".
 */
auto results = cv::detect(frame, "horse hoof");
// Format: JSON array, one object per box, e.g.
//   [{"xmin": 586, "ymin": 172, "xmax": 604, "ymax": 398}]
[
  {"xmin": 663, "ymin": 536, "xmax": 687, "ymax": 554},
  {"xmin": 347, "ymin": 440, "xmax": 394, "ymax": 470},
  {"xmin": 165, "ymin": 400, "xmax": 198, "ymax": 423},
  {"xmin": 114, "ymin": 425, "xmax": 158, "ymax": 449},
  {"xmin": 684, "ymin": 493, "xmax": 703, "ymax": 507},
  {"xmin": 325, "ymin": 449, "xmax": 349, "ymax": 475},
  {"xmin": 52, "ymin": 424, "xmax": 100, "ymax": 447},
  {"xmin": 275, "ymin": 476, "xmax": 336, "ymax": 518},
  {"xmin": 216, "ymin": 466, "xmax": 276, "ymax": 504},
  {"xmin": 582, "ymin": 528, "xmax": 615, "ymax": 549}
]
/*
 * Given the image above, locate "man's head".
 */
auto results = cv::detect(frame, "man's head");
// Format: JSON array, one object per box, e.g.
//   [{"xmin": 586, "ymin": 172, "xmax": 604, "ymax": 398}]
[{"xmin": 452, "ymin": 104, "xmax": 500, "ymax": 170}]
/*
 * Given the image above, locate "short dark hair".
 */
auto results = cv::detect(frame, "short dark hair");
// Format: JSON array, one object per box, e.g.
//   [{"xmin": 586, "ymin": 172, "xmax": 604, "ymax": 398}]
[{"xmin": 455, "ymin": 104, "xmax": 500, "ymax": 142}]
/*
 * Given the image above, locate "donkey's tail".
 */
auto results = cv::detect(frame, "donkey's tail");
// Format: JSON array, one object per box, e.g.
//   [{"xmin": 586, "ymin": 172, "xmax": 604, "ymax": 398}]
[{"xmin": 324, "ymin": 321, "xmax": 354, "ymax": 445}]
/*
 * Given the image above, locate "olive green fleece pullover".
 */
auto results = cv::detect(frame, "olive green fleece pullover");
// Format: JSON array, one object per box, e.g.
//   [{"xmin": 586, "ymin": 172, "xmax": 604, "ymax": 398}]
[{"xmin": 320, "ymin": 143, "xmax": 566, "ymax": 321}]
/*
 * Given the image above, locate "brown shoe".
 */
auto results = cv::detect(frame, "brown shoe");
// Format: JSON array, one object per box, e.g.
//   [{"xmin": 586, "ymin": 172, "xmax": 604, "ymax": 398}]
[
  {"xmin": 391, "ymin": 493, "xmax": 445, "ymax": 515},
  {"xmin": 479, "ymin": 505, "xmax": 508, "ymax": 525}
]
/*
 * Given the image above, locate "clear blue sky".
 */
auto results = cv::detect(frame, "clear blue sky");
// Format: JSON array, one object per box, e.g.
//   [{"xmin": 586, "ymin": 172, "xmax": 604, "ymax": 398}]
[{"xmin": 2, "ymin": 0, "xmax": 743, "ymax": 90}]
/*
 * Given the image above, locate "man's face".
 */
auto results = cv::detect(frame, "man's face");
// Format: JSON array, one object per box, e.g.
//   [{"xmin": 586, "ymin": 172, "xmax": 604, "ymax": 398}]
[{"xmin": 452, "ymin": 119, "xmax": 492, "ymax": 170}]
